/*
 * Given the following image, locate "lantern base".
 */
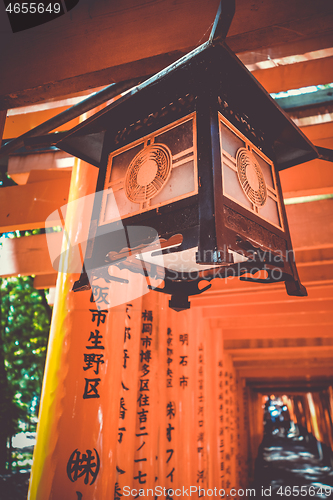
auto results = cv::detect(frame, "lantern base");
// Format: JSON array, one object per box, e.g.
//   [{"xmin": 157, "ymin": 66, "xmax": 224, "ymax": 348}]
[{"xmin": 169, "ymin": 294, "xmax": 191, "ymax": 312}]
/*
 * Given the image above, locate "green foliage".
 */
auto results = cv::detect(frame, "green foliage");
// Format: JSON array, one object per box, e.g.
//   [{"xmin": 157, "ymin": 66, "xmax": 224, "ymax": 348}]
[
  {"xmin": 0, "ymin": 276, "xmax": 50, "ymax": 433},
  {"xmin": 11, "ymin": 449, "xmax": 34, "ymax": 472}
]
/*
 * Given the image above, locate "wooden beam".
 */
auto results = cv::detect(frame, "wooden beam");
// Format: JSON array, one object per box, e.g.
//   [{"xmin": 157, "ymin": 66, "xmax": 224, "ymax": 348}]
[
  {"xmin": 280, "ymin": 160, "xmax": 333, "ymax": 195},
  {"xmin": 0, "ymin": 232, "xmax": 62, "ymax": 277},
  {"xmin": 283, "ymin": 186, "xmax": 333, "ymax": 200},
  {"xmin": 215, "ymin": 324, "xmax": 333, "ymax": 340},
  {"xmin": 227, "ymin": 0, "xmax": 333, "ymax": 54},
  {"xmin": 33, "ymin": 273, "xmax": 58, "ymax": 289},
  {"xmin": 238, "ymin": 33, "xmax": 333, "ymax": 67},
  {"xmin": 236, "ymin": 366, "xmax": 333, "ymax": 380},
  {"xmin": 297, "ymin": 260, "xmax": 333, "ymax": 283},
  {"xmin": 228, "ymin": 347, "xmax": 333, "ymax": 361},
  {"xmin": 234, "ymin": 358, "xmax": 333, "ymax": 369},
  {"xmin": 202, "ymin": 297, "xmax": 333, "ymax": 317},
  {"xmin": 7, "ymin": 151, "xmax": 75, "ymax": 185},
  {"xmin": 1, "ymin": 0, "xmax": 333, "ymax": 108},
  {"xmin": 206, "ymin": 310, "xmax": 332, "ymax": 328},
  {"xmin": 0, "ymin": 173, "xmax": 71, "ymax": 232},
  {"xmin": 194, "ymin": 275, "xmax": 333, "ymax": 307},
  {"xmin": 247, "ymin": 381, "xmax": 332, "ymax": 391},
  {"xmin": 3, "ymin": 105, "xmax": 81, "ymax": 141},
  {"xmin": 289, "ymin": 104, "xmax": 333, "ymax": 126},
  {"xmin": 197, "ymin": 259, "xmax": 333, "ymax": 304},
  {"xmin": 286, "ymin": 199, "xmax": 333, "ymax": 249},
  {"xmin": 301, "ymin": 121, "xmax": 333, "ymax": 142},
  {"xmin": 252, "ymin": 57, "xmax": 333, "ymax": 94},
  {"xmin": 196, "ymin": 276, "xmax": 333, "ymax": 300},
  {"xmin": 224, "ymin": 337, "xmax": 333, "ymax": 349},
  {"xmin": 0, "ymin": 0, "xmax": 220, "ymax": 109}
]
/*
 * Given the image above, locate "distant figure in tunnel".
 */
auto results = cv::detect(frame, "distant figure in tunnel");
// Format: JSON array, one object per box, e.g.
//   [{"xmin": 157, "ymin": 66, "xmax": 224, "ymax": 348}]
[
  {"xmin": 279, "ymin": 404, "xmax": 291, "ymax": 436},
  {"xmin": 264, "ymin": 397, "xmax": 275, "ymax": 435},
  {"xmin": 264, "ymin": 397, "xmax": 291, "ymax": 436}
]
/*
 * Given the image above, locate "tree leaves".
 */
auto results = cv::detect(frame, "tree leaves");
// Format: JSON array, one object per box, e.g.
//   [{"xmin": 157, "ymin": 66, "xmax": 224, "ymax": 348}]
[{"xmin": 0, "ymin": 276, "xmax": 50, "ymax": 433}]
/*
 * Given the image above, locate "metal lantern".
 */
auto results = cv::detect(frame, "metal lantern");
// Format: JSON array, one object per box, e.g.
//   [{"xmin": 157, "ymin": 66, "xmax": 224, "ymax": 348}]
[{"xmin": 56, "ymin": 8, "xmax": 319, "ymax": 311}]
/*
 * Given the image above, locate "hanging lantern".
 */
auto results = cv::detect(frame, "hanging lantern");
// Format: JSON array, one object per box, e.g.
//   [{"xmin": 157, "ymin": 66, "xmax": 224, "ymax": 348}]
[{"xmin": 56, "ymin": 10, "xmax": 319, "ymax": 311}]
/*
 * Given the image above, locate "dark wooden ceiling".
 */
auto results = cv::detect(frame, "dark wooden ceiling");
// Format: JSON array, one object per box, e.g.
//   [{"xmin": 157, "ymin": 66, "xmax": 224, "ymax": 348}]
[{"xmin": 1, "ymin": 0, "xmax": 333, "ymax": 109}]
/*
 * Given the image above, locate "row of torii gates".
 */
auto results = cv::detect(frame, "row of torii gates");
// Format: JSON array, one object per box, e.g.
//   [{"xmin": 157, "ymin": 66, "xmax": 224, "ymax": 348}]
[{"xmin": 1, "ymin": 1, "xmax": 333, "ymax": 498}]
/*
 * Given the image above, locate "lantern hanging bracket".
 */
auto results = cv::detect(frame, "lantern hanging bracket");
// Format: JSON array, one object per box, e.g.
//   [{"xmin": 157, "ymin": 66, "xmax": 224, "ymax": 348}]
[{"xmin": 209, "ymin": 0, "xmax": 236, "ymax": 45}]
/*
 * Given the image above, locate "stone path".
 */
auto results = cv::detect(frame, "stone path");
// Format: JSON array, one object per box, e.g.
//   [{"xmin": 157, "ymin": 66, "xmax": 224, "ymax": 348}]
[{"xmin": 252, "ymin": 433, "xmax": 333, "ymax": 500}]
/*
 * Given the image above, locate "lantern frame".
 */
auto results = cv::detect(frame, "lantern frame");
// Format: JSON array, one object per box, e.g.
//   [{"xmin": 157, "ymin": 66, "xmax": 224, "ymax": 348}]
[{"xmin": 56, "ymin": 34, "xmax": 321, "ymax": 308}]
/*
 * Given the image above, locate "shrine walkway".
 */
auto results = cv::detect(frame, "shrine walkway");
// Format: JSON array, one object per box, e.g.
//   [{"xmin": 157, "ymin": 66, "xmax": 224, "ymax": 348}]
[
  {"xmin": 1, "ymin": 431, "xmax": 333, "ymax": 499},
  {"xmin": 252, "ymin": 431, "xmax": 333, "ymax": 500}
]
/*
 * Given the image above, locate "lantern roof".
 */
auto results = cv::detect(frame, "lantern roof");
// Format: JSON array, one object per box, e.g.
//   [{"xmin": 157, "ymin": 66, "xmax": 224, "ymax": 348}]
[{"xmin": 57, "ymin": 41, "xmax": 319, "ymax": 171}]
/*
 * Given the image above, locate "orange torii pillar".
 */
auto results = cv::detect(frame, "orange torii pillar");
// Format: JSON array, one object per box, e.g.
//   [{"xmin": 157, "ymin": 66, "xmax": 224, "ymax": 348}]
[{"xmin": 28, "ymin": 159, "xmax": 248, "ymax": 500}]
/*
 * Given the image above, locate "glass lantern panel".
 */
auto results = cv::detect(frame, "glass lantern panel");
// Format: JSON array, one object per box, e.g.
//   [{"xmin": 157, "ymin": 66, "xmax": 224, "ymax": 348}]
[
  {"xmin": 219, "ymin": 112, "xmax": 284, "ymax": 231},
  {"xmin": 99, "ymin": 113, "xmax": 197, "ymax": 224},
  {"xmin": 153, "ymin": 160, "xmax": 195, "ymax": 205},
  {"xmin": 103, "ymin": 189, "xmax": 139, "ymax": 222},
  {"xmin": 220, "ymin": 123, "xmax": 245, "ymax": 157},
  {"xmin": 108, "ymin": 143, "xmax": 144, "ymax": 183},
  {"xmin": 155, "ymin": 120, "xmax": 193, "ymax": 156},
  {"xmin": 222, "ymin": 163, "xmax": 253, "ymax": 209},
  {"xmin": 259, "ymin": 195, "xmax": 281, "ymax": 227},
  {"xmin": 253, "ymin": 151, "xmax": 274, "ymax": 189}
]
